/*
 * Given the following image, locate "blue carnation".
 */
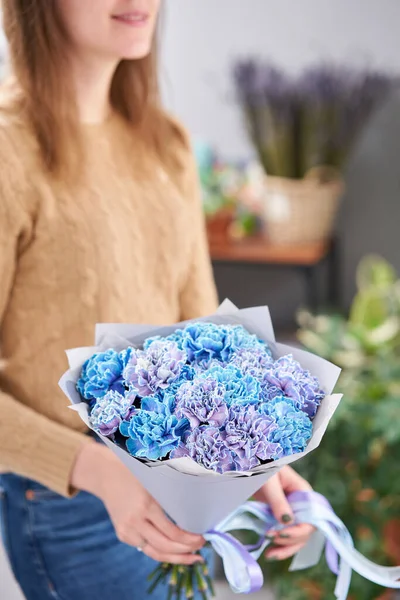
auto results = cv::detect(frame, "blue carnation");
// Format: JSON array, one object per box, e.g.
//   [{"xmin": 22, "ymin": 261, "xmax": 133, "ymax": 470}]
[
  {"xmin": 262, "ymin": 355, "xmax": 325, "ymax": 418},
  {"xmin": 260, "ymin": 396, "xmax": 313, "ymax": 456},
  {"xmin": 89, "ymin": 390, "xmax": 135, "ymax": 437},
  {"xmin": 77, "ymin": 349, "xmax": 124, "ymax": 401},
  {"xmin": 224, "ymin": 325, "xmax": 270, "ymax": 357},
  {"xmin": 120, "ymin": 396, "xmax": 189, "ymax": 460},
  {"xmin": 180, "ymin": 322, "xmax": 228, "ymax": 366},
  {"xmin": 123, "ymin": 340, "xmax": 187, "ymax": 397},
  {"xmin": 144, "ymin": 329, "xmax": 186, "ymax": 351},
  {"xmin": 203, "ymin": 364, "xmax": 261, "ymax": 406}
]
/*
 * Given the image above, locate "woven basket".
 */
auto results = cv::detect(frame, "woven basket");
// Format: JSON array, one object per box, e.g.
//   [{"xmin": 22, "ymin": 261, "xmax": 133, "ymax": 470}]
[{"xmin": 262, "ymin": 167, "xmax": 344, "ymax": 245}]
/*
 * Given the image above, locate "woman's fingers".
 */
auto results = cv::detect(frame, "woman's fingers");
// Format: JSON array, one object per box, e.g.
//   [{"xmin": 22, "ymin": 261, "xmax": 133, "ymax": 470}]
[
  {"xmin": 261, "ymin": 473, "xmax": 295, "ymax": 525},
  {"xmin": 266, "ymin": 541, "xmax": 306, "ymax": 561},
  {"xmin": 268, "ymin": 523, "xmax": 315, "ymax": 546},
  {"xmin": 143, "ymin": 544, "xmax": 204, "ymax": 566},
  {"xmin": 148, "ymin": 502, "xmax": 204, "ymax": 551},
  {"xmin": 141, "ymin": 520, "xmax": 201, "ymax": 556}
]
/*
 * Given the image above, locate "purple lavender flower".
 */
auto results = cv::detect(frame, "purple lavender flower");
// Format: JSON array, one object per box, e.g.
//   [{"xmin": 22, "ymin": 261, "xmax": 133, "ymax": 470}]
[
  {"xmin": 225, "ymin": 405, "xmax": 283, "ymax": 469},
  {"xmin": 120, "ymin": 396, "xmax": 188, "ymax": 460},
  {"xmin": 171, "ymin": 426, "xmax": 234, "ymax": 474},
  {"xmin": 89, "ymin": 390, "xmax": 135, "ymax": 437},
  {"xmin": 260, "ymin": 396, "xmax": 312, "ymax": 456},
  {"xmin": 203, "ymin": 364, "xmax": 261, "ymax": 406},
  {"xmin": 123, "ymin": 341, "xmax": 187, "ymax": 397},
  {"xmin": 229, "ymin": 347, "xmax": 274, "ymax": 380},
  {"xmin": 77, "ymin": 349, "xmax": 124, "ymax": 401},
  {"xmin": 174, "ymin": 378, "xmax": 229, "ymax": 428},
  {"xmin": 262, "ymin": 355, "xmax": 324, "ymax": 418}
]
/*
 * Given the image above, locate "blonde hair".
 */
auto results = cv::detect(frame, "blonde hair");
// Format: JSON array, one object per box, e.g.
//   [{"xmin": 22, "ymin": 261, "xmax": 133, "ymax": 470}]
[{"xmin": 2, "ymin": 0, "xmax": 182, "ymax": 178}]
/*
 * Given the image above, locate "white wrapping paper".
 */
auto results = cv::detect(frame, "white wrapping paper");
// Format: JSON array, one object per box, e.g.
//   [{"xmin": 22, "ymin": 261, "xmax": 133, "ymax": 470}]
[{"xmin": 59, "ymin": 301, "xmax": 342, "ymax": 533}]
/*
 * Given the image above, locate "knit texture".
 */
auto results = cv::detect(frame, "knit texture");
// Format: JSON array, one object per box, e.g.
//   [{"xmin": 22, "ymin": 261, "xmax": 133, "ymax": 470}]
[{"xmin": 0, "ymin": 92, "xmax": 218, "ymax": 496}]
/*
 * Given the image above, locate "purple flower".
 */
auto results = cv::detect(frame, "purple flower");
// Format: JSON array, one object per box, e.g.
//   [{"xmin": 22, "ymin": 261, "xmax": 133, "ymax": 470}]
[
  {"xmin": 203, "ymin": 364, "xmax": 261, "ymax": 406},
  {"xmin": 229, "ymin": 347, "xmax": 274, "ymax": 380},
  {"xmin": 262, "ymin": 355, "xmax": 325, "ymax": 418},
  {"xmin": 77, "ymin": 349, "xmax": 124, "ymax": 401},
  {"xmin": 120, "ymin": 396, "xmax": 188, "ymax": 460},
  {"xmin": 260, "ymin": 396, "xmax": 313, "ymax": 456},
  {"xmin": 89, "ymin": 390, "xmax": 135, "ymax": 437},
  {"xmin": 225, "ymin": 405, "xmax": 283, "ymax": 469},
  {"xmin": 123, "ymin": 341, "xmax": 187, "ymax": 397},
  {"xmin": 171, "ymin": 426, "xmax": 234, "ymax": 474},
  {"xmin": 174, "ymin": 378, "xmax": 229, "ymax": 428}
]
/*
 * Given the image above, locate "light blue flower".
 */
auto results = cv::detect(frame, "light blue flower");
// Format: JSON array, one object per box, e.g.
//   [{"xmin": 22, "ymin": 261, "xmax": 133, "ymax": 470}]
[
  {"xmin": 203, "ymin": 364, "xmax": 261, "ymax": 406},
  {"xmin": 260, "ymin": 396, "xmax": 313, "ymax": 456},
  {"xmin": 89, "ymin": 390, "xmax": 135, "ymax": 437},
  {"xmin": 181, "ymin": 322, "xmax": 228, "ymax": 366},
  {"xmin": 224, "ymin": 325, "xmax": 270, "ymax": 357},
  {"xmin": 120, "ymin": 396, "xmax": 189, "ymax": 460},
  {"xmin": 77, "ymin": 349, "xmax": 124, "ymax": 401},
  {"xmin": 262, "ymin": 355, "xmax": 325, "ymax": 418},
  {"xmin": 171, "ymin": 426, "xmax": 235, "ymax": 474},
  {"xmin": 123, "ymin": 341, "xmax": 187, "ymax": 397},
  {"xmin": 144, "ymin": 329, "xmax": 186, "ymax": 351}
]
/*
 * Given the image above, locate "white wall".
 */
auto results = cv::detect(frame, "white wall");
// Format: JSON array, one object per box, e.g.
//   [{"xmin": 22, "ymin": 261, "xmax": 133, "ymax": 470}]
[{"xmin": 161, "ymin": 0, "xmax": 400, "ymax": 158}]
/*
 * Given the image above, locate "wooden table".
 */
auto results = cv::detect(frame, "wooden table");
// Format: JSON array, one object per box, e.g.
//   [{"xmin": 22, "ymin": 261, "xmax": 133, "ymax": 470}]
[{"xmin": 208, "ymin": 234, "xmax": 339, "ymax": 311}]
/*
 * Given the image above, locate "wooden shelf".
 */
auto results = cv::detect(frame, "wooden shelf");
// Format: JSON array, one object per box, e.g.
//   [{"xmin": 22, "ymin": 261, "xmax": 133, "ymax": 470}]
[{"xmin": 208, "ymin": 235, "xmax": 330, "ymax": 266}]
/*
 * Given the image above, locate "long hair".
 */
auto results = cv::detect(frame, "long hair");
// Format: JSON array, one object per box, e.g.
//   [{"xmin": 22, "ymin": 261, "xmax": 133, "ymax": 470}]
[{"xmin": 1, "ymin": 0, "xmax": 181, "ymax": 179}]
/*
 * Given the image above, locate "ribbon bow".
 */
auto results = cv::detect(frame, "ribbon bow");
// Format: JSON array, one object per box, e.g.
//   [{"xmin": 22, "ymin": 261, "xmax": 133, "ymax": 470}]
[{"xmin": 204, "ymin": 491, "xmax": 400, "ymax": 597}]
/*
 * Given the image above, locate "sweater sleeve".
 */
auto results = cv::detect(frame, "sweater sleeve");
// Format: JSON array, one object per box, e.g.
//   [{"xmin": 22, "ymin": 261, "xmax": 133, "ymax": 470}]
[
  {"xmin": 179, "ymin": 137, "xmax": 219, "ymax": 320},
  {"xmin": 0, "ymin": 167, "xmax": 89, "ymax": 497}
]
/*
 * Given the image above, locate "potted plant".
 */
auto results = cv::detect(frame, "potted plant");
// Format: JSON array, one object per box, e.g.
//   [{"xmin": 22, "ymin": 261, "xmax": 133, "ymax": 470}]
[
  {"xmin": 264, "ymin": 256, "xmax": 400, "ymax": 599},
  {"xmin": 233, "ymin": 63, "xmax": 397, "ymax": 245}
]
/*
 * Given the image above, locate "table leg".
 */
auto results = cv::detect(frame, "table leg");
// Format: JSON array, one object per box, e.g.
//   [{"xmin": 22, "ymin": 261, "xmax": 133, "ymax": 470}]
[
  {"xmin": 327, "ymin": 237, "xmax": 340, "ymax": 308},
  {"xmin": 303, "ymin": 265, "xmax": 319, "ymax": 312}
]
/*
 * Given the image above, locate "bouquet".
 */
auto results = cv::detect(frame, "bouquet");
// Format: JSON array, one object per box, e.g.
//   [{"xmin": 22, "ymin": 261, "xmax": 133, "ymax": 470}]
[{"xmin": 59, "ymin": 300, "xmax": 342, "ymax": 598}]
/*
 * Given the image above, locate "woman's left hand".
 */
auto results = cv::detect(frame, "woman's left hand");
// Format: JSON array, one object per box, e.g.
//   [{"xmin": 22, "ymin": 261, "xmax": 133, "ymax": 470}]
[{"xmin": 253, "ymin": 465, "xmax": 315, "ymax": 561}]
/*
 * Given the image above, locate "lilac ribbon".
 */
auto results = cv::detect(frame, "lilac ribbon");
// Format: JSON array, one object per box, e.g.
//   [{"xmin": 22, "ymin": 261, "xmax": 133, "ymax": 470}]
[{"xmin": 205, "ymin": 490, "xmax": 400, "ymax": 597}]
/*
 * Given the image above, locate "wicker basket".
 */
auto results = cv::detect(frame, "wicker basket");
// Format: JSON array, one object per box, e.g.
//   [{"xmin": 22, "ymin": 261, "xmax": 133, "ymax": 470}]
[{"xmin": 262, "ymin": 167, "xmax": 344, "ymax": 245}]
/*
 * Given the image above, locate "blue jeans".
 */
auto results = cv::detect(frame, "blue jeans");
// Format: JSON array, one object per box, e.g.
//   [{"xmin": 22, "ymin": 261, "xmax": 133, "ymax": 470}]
[{"xmin": 0, "ymin": 474, "xmax": 213, "ymax": 600}]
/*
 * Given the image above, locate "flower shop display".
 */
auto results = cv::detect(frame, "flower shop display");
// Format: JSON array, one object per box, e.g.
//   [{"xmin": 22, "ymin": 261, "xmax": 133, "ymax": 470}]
[
  {"xmin": 233, "ymin": 62, "xmax": 397, "ymax": 244},
  {"xmin": 59, "ymin": 300, "xmax": 400, "ymax": 599},
  {"xmin": 194, "ymin": 140, "xmax": 263, "ymax": 241}
]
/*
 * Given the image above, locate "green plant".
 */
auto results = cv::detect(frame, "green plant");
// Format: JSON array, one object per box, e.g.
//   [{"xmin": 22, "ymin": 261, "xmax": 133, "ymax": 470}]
[{"xmin": 266, "ymin": 255, "xmax": 400, "ymax": 600}]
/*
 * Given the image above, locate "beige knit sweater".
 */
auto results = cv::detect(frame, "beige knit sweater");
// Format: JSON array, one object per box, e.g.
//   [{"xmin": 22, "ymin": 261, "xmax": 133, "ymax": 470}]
[{"xmin": 0, "ymin": 93, "xmax": 218, "ymax": 496}]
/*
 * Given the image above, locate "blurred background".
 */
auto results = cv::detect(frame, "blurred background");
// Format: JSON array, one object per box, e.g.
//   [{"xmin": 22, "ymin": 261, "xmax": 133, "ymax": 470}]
[{"xmin": 1, "ymin": 1, "xmax": 400, "ymax": 599}]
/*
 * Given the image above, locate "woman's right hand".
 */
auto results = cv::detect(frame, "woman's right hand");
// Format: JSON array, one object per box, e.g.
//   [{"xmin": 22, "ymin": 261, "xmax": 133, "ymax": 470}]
[{"xmin": 71, "ymin": 440, "xmax": 205, "ymax": 565}]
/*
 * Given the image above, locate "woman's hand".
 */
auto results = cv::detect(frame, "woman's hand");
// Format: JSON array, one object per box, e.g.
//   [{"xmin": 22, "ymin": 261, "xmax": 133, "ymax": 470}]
[
  {"xmin": 71, "ymin": 441, "xmax": 204, "ymax": 565},
  {"xmin": 253, "ymin": 465, "xmax": 315, "ymax": 561}
]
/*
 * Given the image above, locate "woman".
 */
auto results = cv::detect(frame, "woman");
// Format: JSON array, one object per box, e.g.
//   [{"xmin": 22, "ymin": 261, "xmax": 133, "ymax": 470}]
[{"xmin": 0, "ymin": 2, "xmax": 314, "ymax": 599}]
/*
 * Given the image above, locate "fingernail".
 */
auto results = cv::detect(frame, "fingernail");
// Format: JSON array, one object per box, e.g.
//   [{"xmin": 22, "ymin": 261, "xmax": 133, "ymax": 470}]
[
  {"xmin": 279, "ymin": 533, "xmax": 290, "ymax": 539},
  {"xmin": 194, "ymin": 556, "xmax": 204, "ymax": 563},
  {"xmin": 281, "ymin": 514, "xmax": 292, "ymax": 523}
]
